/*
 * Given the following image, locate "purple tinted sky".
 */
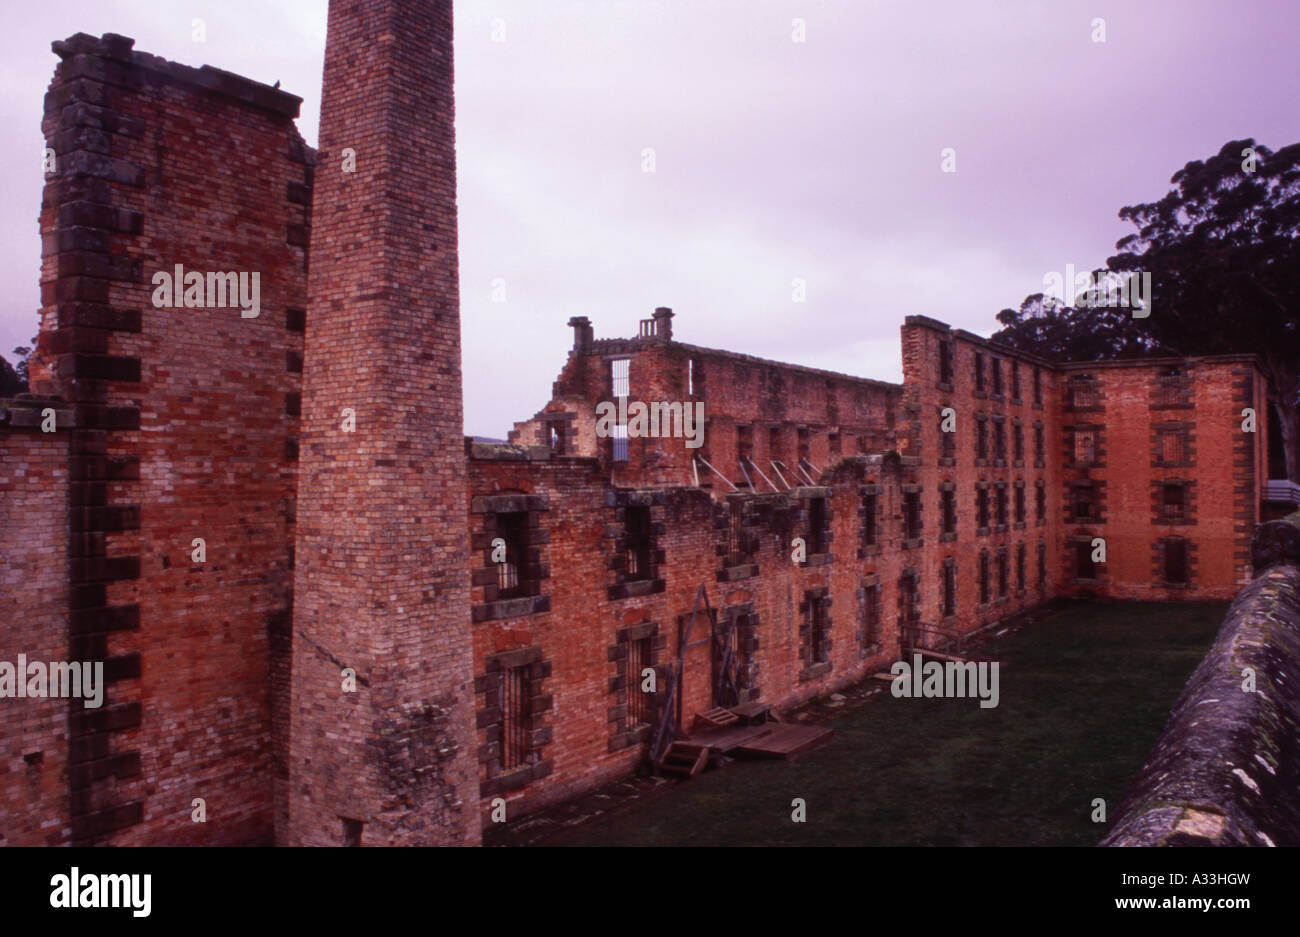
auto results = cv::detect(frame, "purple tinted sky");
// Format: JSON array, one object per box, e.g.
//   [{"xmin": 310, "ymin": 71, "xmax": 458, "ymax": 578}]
[{"xmin": 3, "ymin": 1, "xmax": 1297, "ymax": 437}]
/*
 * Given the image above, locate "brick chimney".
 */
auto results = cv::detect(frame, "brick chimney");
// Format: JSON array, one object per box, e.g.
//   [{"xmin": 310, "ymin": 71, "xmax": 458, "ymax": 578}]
[
  {"xmin": 290, "ymin": 0, "xmax": 478, "ymax": 846},
  {"xmin": 568, "ymin": 315, "xmax": 593, "ymax": 353},
  {"xmin": 653, "ymin": 306, "xmax": 674, "ymax": 341}
]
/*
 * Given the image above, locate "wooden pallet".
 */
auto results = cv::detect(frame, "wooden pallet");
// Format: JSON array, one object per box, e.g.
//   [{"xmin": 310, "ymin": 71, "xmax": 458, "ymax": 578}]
[
  {"xmin": 692, "ymin": 706, "xmax": 740, "ymax": 731},
  {"xmin": 734, "ymin": 724, "xmax": 832, "ymax": 759}
]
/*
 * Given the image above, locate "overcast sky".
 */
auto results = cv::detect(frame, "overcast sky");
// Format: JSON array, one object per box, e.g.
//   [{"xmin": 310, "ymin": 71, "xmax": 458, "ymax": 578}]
[{"xmin": 2, "ymin": 1, "xmax": 1297, "ymax": 437}]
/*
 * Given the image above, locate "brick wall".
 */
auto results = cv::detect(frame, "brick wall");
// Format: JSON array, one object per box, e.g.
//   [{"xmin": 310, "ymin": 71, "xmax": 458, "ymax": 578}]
[
  {"xmin": 468, "ymin": 445, "xmax": 911, "ymax": 823},
  {"xmin": 0, "ymin": 407, "xmax": 71, "ymax": 845},
  {"xmin": 901, "ymin": 316, "xmax": 1062, "ymax": 634},
  {"xmin": 31, "ymin": 32, "xmax": 309, "ymax": 845},
  {"xmin": 1055, "ymin": 357, "xmax": 1266, "ymax": 601}
]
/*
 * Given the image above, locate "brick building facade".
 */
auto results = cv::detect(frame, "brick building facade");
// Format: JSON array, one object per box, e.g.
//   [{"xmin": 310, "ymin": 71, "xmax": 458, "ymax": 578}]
[{"xmin": 0, "ymin": 0, "xmax": 1271, "ymax": 846}]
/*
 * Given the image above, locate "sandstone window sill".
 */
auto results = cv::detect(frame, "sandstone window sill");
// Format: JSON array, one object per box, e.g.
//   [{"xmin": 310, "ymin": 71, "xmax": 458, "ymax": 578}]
[
  {"xmin": 799, "ymin": 661, "xmax": 832, "ymax": 682},
  {"xmin": 472, "ymin": 594, "xmax": 550, "ymax": 623}
]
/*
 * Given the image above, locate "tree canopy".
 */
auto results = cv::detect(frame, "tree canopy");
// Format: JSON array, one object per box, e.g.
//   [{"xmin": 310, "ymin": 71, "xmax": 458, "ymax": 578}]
[{"xmin": 993, "ymin": 139, "xmax": 1300, "ymax": 481}]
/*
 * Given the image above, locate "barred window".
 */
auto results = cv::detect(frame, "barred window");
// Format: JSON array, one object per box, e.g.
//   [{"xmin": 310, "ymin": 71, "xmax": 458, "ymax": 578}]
[
  {"xmin": 626, "ymin": 636, "xmax": 653, "ymax": 728},
  {"xmin": 1161, "ymin": 483, "xmax": 1186, "ymax": 521},
  {"xmin": 1068, "ymin": 376, "xmax": 1099, "ymax": 409},
  {"xmin": 1155, "ymin": 367, "xmax": 1190, "ymax": 406},
  {"xmin": 610, "ymin": 358, "xmax": 630, "ymax": 398},
  {"xmin": 1072, "ymin": 427, "xmax": 1097, "ymax": 466},
  {"xmin": 1156, "ymin": 426, "xmax": 1189, "ymax": 465},
  {"xmin": 499, "ymin": 662, "xmax": 533, "ymax": 771}
]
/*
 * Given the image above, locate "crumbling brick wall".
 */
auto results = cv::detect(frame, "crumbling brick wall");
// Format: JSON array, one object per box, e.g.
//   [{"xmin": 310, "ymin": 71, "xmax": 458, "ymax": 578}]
[
  {"xmin": 468, "ymin": 445, "xmax": 910, "ymax": 823},
  {"xmin": 510, "ymin": 312, "xmax": 902, "ymax": 490}
]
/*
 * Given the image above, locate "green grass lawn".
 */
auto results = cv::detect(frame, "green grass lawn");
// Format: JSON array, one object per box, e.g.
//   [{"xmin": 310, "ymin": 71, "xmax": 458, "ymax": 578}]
[{"xmin": 546, "ymin": 600, "xmax": 1227, "ymax": 846}]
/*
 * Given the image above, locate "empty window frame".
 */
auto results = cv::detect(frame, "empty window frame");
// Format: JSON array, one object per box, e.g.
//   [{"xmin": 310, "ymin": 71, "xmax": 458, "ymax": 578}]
[
  {"xmin": 939, "ymin": 340, "xmax": 954, "ymax": 385},
  {"xmin": 495, "ymin": 511, "xmax": 531, "ymax": 599},
  {"xmin": 862, "ymin": 583, "xmax": 881, "ymax": 647},
  {"xmin": 1071, "ymin": 484, "xmax": 1098, "ymax": 522},
  {"xmin": 862, "ymin": 491, "xmax": 878, "ymax": 548},
  {"xmin": 625, "ymin": 505, "xmax": 654, "ymax": 581},
  {"xmin": 941, "ymin": 488, "xmax": 957, "ymax": 536},
  {"xmin": 1075, "ymin": 541, "xmax": 1097, "ymax": 580},
  {"xmin": 807, "ymin": 496, "xmax": 828, "ymax": 555},
  {"xmin": 942, "ymin": 561, "xmax": 956, "ymax": 618},
  {"xmin": 903, "ymin": 491, "xmax": 922, "ymax": 541},
  {"xmin": 1163, "ymin": 538, "xmax": 1189, "ymax": 584}
]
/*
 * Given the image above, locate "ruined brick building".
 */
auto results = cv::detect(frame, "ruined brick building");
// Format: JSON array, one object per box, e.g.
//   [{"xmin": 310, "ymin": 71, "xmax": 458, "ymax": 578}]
[{"xmin": 0, "ymin": 0, "xmax": 1272, "ymax": 847}]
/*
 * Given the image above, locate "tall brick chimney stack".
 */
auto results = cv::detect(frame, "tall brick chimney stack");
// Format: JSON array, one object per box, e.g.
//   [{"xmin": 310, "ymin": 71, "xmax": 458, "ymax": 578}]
[{"xmin": 289, "ymin": 0, "xmax": 479, "ymax": 846}]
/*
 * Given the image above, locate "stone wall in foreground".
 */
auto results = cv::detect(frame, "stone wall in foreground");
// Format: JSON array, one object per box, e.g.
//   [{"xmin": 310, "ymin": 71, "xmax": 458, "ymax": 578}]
[{"xmin": 1103, "ymin": 514, "xmax": 1300, "ymax": 846}]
